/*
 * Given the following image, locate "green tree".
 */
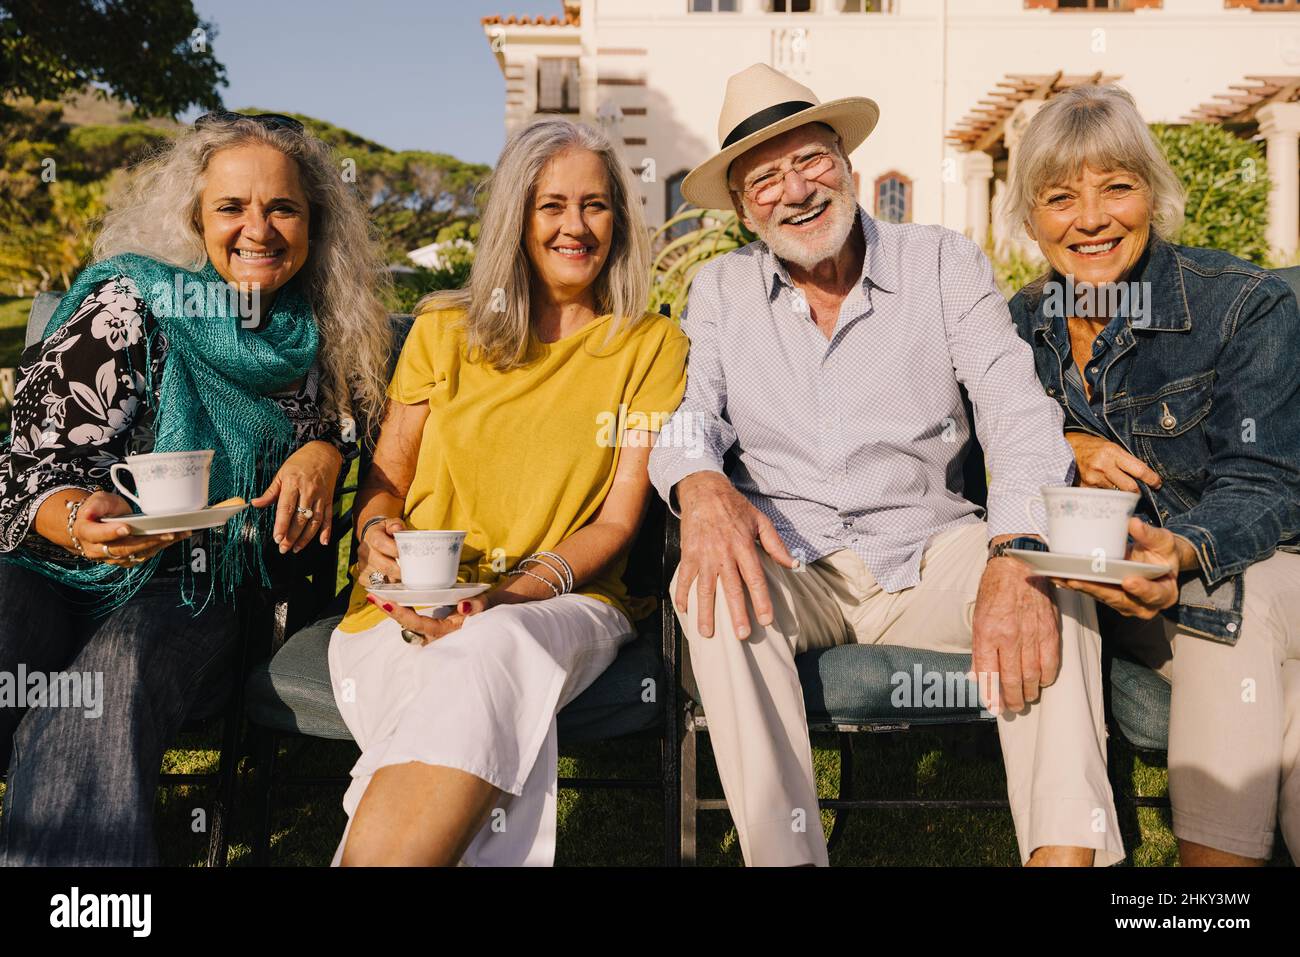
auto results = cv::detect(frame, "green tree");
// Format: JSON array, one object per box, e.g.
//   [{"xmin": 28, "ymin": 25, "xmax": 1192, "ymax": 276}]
[
  {"xmin": 1151, "ymin": 122, "xmax": 1271, "ymax": 265},
  {"xmin": 1, "ymin": 0, "xmax": 227, "ymax": 118}
]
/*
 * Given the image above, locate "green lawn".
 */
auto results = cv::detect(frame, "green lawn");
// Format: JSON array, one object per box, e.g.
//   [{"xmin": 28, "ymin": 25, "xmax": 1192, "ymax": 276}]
[
  {"xmin": 0, "ymin": 296, "xmax": 32, "ymax": 369},
  {"xmin": 95, "ymin": 725, "xmax": 1196, "ymax": 866}
]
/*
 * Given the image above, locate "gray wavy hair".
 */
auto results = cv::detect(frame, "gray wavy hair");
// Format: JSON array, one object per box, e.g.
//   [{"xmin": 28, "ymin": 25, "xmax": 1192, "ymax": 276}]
[
  {"xmin": 93, "ymin": 116, "xmax": 392, "ymax": 433},
  {"xmin": 420, "ymin": 118, "xmax": 651, "ymax": 369},
  {"xmin": 998, "ymin": 83, "xmax": 1186, "ymax": 243}
]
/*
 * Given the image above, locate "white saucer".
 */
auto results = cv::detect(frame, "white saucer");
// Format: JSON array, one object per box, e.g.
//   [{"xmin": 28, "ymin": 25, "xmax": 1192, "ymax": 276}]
[
  {"xmin": 95, "ymin": 503, "xmax": 247, "ymax": 535},
  {"xmin": 365, "ymin": 582, "xmax": 491, "ymax": 608},
  {"xmin": 1007, "ymin": 549, "xmax": 1171, "ymax": 586}
]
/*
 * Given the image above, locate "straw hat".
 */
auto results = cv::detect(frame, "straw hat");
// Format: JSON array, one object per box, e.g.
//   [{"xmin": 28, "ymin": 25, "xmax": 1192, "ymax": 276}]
[{"xmin": 680, "ymin": 63, "xmax": 879, "ymax": 210}]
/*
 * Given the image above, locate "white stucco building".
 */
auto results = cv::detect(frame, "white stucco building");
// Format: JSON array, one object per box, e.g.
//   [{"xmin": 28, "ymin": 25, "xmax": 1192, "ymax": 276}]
[{"xmin": 482, "ymin": 0, "xmax": 1300, "ymax": 259}]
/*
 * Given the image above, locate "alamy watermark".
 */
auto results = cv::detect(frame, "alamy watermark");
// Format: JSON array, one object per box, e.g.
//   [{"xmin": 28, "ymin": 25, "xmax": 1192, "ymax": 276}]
[
  {"xmin": 1041, "ymin": 276, "xmax": 1152, "ymax": 328},
  {"xmin": 890, "ymin": 665, "xmax": 997, "ymax": 718},
  {"xmin": 149, "ymin": 276, "xmax": 262, "ymax": 327},
  {"xmin": 0, "ymin": 666, "xmax": 103, "ymax": 718}
]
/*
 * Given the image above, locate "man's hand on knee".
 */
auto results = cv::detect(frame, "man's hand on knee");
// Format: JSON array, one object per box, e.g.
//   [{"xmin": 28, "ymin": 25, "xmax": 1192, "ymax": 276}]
[
  {"xmin": 672, "ymin": 472, "xmax": 797, "ymax": 640},
  {"xmin": 972, "ymin": 556, "xmax": 1062, "ymax": 714}
]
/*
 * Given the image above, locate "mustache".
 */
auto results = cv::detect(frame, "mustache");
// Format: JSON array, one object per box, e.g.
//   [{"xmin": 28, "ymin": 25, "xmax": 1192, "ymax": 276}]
[{"xmin": 772, "ymin": 189, "xmax": 848, "ymax": 223}]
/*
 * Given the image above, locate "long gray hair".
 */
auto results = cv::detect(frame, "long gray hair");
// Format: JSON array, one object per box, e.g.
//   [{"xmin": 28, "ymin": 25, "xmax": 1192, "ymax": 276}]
[
  {"xmin": 93, "ymin": 116, "xmax": 392, "ymax": 433},
  {"xmin": 420, "ymin": 119, "xmax": 651, "ymax": 369},
  {"xmin": 998, "ymin": 83, "xmax": 1186, "ymax": 243}
]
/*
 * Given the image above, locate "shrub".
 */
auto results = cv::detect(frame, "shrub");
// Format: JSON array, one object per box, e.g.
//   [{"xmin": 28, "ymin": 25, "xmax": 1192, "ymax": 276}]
[{"xmin": 1151, "ymin": 122, "xmax": 1270, "ymax": 265}]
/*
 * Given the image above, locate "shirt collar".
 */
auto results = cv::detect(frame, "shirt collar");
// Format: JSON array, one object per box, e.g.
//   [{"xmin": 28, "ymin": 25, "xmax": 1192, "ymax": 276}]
[{"xmin": 760, "ymin": 205, "xmax": 897, "ymax": 301}]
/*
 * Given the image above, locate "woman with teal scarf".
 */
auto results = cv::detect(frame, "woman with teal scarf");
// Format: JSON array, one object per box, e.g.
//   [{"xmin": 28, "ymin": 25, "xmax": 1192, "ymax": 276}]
[{"xmin": 0, "ymin": 112, "xmax": 393, "ymax": 865}]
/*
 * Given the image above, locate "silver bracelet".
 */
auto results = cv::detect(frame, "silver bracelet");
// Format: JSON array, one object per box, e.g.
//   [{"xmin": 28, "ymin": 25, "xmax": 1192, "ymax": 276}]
[
  {"xmin": 531, "ymin": 550, "xmax": 574, "ymax": 592},
  {"xmin": 519, "ymin": 554, "xmax": 572, "ymax": 595},
  {"xmin": 358, "ymin": 515, "xmax": 392, "ymax": 546},
  {"xmin": 510, "ymin": 567, "xmax": 560, "ymax": 598},
  {"xmin": 64, "ymin": 495, "xmax": 90, "ymax": 558}
]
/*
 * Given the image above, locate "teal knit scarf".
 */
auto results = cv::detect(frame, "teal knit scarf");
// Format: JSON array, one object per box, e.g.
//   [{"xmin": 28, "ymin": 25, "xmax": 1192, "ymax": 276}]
[{"xmin": 5, "ymin": 254, "xmax": 320, "ymax": 613}]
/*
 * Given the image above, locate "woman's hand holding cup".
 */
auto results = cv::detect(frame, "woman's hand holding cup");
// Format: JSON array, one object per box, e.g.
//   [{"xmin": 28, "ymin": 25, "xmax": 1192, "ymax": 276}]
[
  {"xmin": 357, "ymin": 517, "xmax": 407, "ymax": 583},
  {"xmin": 73, "ymin": 491, "xmax": 190, "ymax": 567}
]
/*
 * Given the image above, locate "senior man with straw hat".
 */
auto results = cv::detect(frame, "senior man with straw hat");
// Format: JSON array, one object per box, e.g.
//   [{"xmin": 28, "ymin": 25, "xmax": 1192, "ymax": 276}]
[{"xmin": 649, "ymin": 63, "xmax": 1122, "ymax": 867}]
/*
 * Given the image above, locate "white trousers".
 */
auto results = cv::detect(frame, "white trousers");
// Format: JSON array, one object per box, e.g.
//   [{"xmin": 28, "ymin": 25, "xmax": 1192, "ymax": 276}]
[
  {"xmin": 676, "ymin": 521, "xmax": 1123, "ymax": 866},
  {"xmin": 327, "ymin": 594, "xmax": 634, "ymax": 866}
]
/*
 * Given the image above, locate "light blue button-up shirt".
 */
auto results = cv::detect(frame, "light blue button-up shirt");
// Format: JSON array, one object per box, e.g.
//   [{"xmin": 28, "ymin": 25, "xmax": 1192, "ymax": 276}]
[{"xmin": 649, "ymin": 208, "xmax": 1075, "ymax": 592}]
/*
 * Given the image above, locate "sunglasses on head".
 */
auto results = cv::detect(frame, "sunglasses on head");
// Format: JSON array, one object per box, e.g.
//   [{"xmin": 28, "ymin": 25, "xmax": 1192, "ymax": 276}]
[{"xmin": 194, "ymin": 110, "xmax": 305, "ymax": 134}]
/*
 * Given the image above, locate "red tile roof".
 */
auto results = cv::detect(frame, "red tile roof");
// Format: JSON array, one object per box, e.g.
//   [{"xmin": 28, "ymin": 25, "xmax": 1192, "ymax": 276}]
[{"xmin": 481, "ymin": 10, "xmax": 579, "ymax": 27}]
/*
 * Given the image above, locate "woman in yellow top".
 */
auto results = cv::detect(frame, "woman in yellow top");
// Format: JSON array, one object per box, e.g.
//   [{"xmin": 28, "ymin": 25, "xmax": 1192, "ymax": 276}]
[{"xmin": 327, "ymin": 119, "xmax": 688, "ymax": 866}]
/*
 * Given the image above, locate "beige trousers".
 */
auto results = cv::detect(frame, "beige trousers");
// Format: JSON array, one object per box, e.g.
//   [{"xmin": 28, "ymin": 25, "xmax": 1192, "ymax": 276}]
[
  {"xmin": 674, "ymin": 520, "xmax": 1124, "ymax": 867},
  {"xmin": 1106, "ymin": 549, "xmax": 1300, "ymax": 862}
]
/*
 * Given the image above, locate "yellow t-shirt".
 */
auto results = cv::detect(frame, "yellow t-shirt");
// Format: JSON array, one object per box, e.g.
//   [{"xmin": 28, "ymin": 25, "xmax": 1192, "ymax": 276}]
[{"xmin": 338, "ymin": 306, "xmax": 689, "ymax": 634}]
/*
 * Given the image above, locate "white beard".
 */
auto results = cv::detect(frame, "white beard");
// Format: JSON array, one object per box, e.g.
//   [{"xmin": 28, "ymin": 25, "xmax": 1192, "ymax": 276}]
[{"xmin": 748, "ymin": 179, "xmax": 858, "ymax": 272}]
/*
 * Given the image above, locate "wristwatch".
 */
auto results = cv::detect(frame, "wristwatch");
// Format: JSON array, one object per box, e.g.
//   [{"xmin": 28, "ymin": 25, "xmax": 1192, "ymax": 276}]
[{"xmin": 988, "ymin": 536, "xmax": 1049, "ymax": 560}]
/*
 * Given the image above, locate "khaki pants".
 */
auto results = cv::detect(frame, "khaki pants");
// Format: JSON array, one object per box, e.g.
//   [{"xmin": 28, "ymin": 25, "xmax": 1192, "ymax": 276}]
[
  {"xmin": 1106, "ymin": 550, "xmax": 1300, "ymax": 862},
  {"xmin": 674, "ymin": 521, "xmax": 1124, "ymax": 867}
]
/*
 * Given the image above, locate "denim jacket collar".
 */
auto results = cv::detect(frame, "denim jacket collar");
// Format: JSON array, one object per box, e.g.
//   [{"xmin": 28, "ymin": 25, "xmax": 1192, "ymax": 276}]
[{"xmin": 1026, "ymin": 235, "xmax": 1192, "ymax": 337}]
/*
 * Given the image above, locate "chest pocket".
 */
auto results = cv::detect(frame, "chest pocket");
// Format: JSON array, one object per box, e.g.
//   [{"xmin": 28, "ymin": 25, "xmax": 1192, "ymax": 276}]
[{"xmin": 1129, "ymin": 373, "xmax": 1214, "ymax": 483}]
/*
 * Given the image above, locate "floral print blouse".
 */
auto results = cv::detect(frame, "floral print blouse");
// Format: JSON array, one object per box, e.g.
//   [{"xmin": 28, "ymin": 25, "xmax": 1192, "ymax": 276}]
[{"xmin": 0, "ymin": 275, "xmax": 354, "ymax": 563}]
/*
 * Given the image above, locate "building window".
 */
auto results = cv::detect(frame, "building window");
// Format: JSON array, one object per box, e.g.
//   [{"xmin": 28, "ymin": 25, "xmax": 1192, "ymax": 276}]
[
  {"xmin": 874, "ymin": 171, "xmax": 911, "ymax": 224},
  {"xmin": 769, "ymin": 1, "xmax": 815, "ymax": 11},
  {"xmin": 665, "ymin": 171, "xmax": 693, "ymax": 240},
  {"xmin": 538, "ymin": 58, "xmax": 579, "ymax": 113},
  {"xmin": 690, "ymin": 0, "xmax": 739, "ymax": 10},
  {"xmin": 1024, "ymin": 0, "xmax": 1162, "ymax": 9},
  {"xmin": 1225, "ymin": 0, "xmax": 1300, "ymax": 9}
]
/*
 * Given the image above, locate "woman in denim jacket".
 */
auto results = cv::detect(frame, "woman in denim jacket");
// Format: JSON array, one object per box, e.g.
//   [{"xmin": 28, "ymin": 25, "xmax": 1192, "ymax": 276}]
[{"xmin": 1003, "ymin": 84, "xmax": 1300, "ymax": 866}]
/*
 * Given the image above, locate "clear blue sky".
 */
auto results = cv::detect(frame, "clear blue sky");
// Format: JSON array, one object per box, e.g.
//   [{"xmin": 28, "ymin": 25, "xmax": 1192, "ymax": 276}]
[{"xmin": 190, "ymin": 0, "xmax": 560, "ymax": 165}]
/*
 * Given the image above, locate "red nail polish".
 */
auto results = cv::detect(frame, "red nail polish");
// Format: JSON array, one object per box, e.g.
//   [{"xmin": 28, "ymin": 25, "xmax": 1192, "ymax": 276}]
[
  {"xmin": 366, "ymin": 595, "xmax": 375, "ymax": 604},
  {"xmin": 382, "ymin": 603, "xmax": 393, "ymax": 612},
  {"xmin": 459, "ymin": 601, "xmax": 470, "ymax": 613}
]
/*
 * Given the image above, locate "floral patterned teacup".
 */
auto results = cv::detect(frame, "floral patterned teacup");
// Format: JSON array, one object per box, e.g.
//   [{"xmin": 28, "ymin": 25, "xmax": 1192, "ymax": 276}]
[
  {"xmin": 393, "ymin": 530, "xmax": 466, "ymax": 587},
  {"xmin": 110, "ymin": 450, "xmax": 213, "ymax": 516},
  {"xmin": 1025, "ymin": 485, "xmax": 1139, "ymax": 563}
]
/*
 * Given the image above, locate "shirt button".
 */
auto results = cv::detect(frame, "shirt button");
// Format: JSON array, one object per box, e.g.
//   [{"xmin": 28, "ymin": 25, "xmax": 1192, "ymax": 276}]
[
  {"xmin": 1088, "ymin": 366, "xmax": 1098, "ymax": 374},
  {"xmin": 841, "ymin": 519, "xmax": 852, "ymax": 529},
  {"xmin": 1227, "ymin": 622, "xmax": 1238, "ymax": 634}
]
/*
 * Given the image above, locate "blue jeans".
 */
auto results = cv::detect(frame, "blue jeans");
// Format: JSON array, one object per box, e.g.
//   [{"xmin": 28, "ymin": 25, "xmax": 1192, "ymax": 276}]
[{"xmin": 0, "ymin": 561, "xmax": 239, "ymax": 865}]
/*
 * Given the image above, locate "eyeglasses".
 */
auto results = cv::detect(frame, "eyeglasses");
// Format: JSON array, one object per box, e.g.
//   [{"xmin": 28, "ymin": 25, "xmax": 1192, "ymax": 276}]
[
  {"xmin": 194, "ymin": 110, "xmax": 305, "ymax": 134},
  {"xmin": 733, "ymin": 150, "xmax": 838, "ymax": 205}
]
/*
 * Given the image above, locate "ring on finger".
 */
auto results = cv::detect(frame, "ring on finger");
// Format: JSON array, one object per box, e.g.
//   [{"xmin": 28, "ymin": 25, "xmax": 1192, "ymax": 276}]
[
  {"xmin": 400, "ymin": 628, "xmax": 423, "ymax": 644},
  {"xmin": 295, "ymin": 505, "xmax": 313, "ymax": 520}
]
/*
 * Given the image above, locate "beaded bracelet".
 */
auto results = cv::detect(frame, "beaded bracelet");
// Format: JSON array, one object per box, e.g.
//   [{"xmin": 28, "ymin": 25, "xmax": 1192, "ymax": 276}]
[
  {"xmin": 511, "ymin": 567, "xmax": 561, "ymax": 599},
  {"xmin": 518, "ymin": 555, "xmax": 572, "ymax": 595},
  {"xmin": 531, "ymin": 550, "xmax": 575, "ymax": 592}
]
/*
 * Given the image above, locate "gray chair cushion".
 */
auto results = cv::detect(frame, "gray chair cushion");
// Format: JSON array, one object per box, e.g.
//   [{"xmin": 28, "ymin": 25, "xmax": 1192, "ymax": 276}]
[
  {"xmin": 796, "ymin": 645, "xmax": 987, "ymax": 725},
  {"xmin": 245, "ymin": 610, "xmax": 666, "ymax": 745},
  {"xmin": 26, "ymin": 291, "xmax": 64, "ymax": 349},
  {"xmin": 1107, "ymin": 654, "xmax": 1171, "ymax": 752}
]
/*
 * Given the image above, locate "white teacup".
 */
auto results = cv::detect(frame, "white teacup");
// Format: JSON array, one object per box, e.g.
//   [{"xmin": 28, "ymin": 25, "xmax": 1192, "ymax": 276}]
[
  {"xmin": 393, "ymin": 530, "xmax": 466, "ymax": 588},
  {"xmin": 110, "ymin": 450, "xmax": 213, "ymax": 516},
  {"xmin": 1025, "ymin": 485, "xmax": 1139, "ymax": 564}
]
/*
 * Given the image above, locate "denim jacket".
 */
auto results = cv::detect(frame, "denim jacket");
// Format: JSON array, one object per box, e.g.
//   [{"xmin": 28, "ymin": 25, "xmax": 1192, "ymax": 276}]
[{"xmin": 1007, "ymin": 236, "xmax": 1300, "ymax": 644}]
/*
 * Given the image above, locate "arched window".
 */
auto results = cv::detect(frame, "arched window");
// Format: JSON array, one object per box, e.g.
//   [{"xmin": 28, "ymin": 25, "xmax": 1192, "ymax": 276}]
[
  {"xmin": 665, "ymin": 170, "xmax": 692, "ymax": 240},
  {"xmin": 874, "ymin": 171, "xmax": 912, "ymax": 224}
]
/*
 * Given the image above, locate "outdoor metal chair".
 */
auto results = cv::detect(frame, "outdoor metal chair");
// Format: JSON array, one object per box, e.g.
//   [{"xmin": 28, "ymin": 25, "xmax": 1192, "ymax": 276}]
[{"xmin": 241, "ymin": 313, "xmax": 683, "ymax": 865}]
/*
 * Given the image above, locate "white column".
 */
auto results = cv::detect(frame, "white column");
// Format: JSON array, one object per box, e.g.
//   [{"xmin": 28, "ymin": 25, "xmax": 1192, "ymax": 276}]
[
  {"xmin": 1258, "ymin": 103, "xmax": 1300, "ymax": 263},
  {"xmin": 999, "ymin": 98, "xmax": 1046, "ymax": 257},
  {"xmin": 963, "ymin": 150, "xmax": 995, "ymax": 247}
]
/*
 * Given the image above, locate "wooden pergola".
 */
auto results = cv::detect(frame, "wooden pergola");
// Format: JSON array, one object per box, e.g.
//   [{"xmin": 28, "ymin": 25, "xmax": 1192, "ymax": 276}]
[
  {"xmin": 1184, "ymin": 75, "xmax": 1300, "ymax": 130},
  {"xmin": 947, "ymin": 70, "xmax": 1122, "ymax": 155}
]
